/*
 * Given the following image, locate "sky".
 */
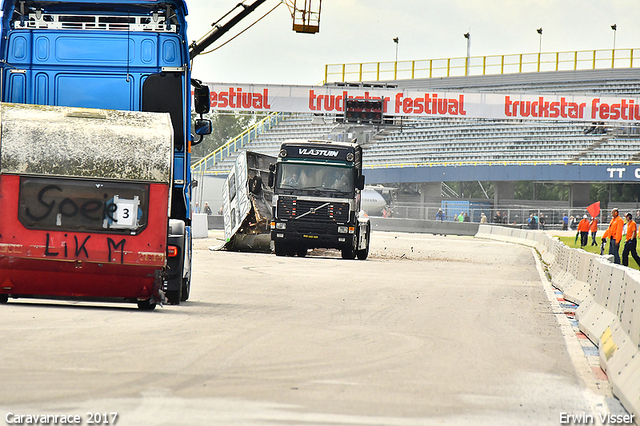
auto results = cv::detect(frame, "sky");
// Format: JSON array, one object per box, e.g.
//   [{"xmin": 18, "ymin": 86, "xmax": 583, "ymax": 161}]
[{"xmin": 185, "ymin": 0, "xmax": 640, "ymax": 86}]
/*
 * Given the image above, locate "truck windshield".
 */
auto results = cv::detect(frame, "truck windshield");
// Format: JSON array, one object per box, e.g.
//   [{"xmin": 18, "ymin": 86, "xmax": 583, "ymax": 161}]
[{"xmin": 277, "ymin": 163, "xmax": 354, "ymax": 194}]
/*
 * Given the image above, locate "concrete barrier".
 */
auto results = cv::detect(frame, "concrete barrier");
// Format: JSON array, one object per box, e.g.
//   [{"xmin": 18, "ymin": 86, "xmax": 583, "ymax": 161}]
[
  {"xmin": 192, "ymin": 213, "xmax": 209, "ymax": 238},
  {"xmin": 475, "ymin": 225, "xmax": 640, "ymax": 423},
  {"xmin": 207, "ymin": 214, "xmax": 224, "ymax": 230},
  {"xmin": 370, "ymin": 217, "xmax": 479, "ymax": 236}
]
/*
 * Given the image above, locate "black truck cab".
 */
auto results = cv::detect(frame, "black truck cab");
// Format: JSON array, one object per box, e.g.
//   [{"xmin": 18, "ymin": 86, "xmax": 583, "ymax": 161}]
[{"xmin": 269, "ymin": 140, "xmax": 370, "ymax": 259}]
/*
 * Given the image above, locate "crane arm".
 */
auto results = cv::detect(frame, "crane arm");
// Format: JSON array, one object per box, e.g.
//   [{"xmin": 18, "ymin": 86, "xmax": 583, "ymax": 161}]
[{"xmin": 189, "ymin": 0, "xmax": 268, "ymax": 61}]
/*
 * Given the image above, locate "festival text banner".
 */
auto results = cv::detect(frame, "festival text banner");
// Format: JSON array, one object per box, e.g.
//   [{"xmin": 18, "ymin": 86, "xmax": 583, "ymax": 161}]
[{"xmin": 204, "ymin": 83, "xmax": 640, "ymax": 123}]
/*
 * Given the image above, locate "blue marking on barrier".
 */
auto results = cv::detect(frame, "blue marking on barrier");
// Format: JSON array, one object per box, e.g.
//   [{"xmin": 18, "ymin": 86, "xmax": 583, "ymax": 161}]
[{"xmin": 582, "ymin": 346, "xmax": 599, "ymax": 357}]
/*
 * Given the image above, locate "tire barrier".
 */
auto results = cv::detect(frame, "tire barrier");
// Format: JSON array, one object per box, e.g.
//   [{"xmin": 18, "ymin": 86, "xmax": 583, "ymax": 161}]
[{"xmin": 476, "ymin": 224, "xmax": 640, "ymax": 423}]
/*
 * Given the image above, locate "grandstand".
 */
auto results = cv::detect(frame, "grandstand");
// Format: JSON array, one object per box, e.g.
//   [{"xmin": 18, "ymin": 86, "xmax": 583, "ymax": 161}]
[
  {"xmin": 199, "ymin": 67, "xmax": 640, "ymax": 173},
  {"xmin": 194, "ymin": 61, "xmax": 640, "ymax": 217}
]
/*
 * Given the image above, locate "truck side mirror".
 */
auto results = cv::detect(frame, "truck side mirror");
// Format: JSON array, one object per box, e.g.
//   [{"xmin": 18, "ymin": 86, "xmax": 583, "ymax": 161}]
[
  {"xmin": 193, "ymin": 85, "xmax": 211, "ymax": 115},
  {"xmin": 191, "ymin": 118, "xmax": 212, "ymax": 146},
  {"xmin": 357, "ymin": 175, "xmax": 365, "ymax": 190},
  {"xmin": 194, "ymin": 118, "xmax": 212, "ymax": 135}
]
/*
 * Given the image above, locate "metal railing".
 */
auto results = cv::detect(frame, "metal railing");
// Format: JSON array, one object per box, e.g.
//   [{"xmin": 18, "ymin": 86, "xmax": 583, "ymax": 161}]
[
  {"xmin": 379, "ymin": 205, "xmax": 610, "ymax": 231},
  {"xmin": 191, "ymin": 111, "xmax": 284, "ymax": 175},
  {"xmin": 325, "ymin": 48, "xmax": 639, "ymax": 83},
  {"xmin": 363, "ymin": 159, "xmax": 640, "ymax": 170}
]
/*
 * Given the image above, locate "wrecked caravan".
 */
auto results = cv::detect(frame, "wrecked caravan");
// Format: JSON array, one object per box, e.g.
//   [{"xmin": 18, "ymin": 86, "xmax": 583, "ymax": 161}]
[
  {"xmin": 222, "ymin": 151, "xmax": 275, "ymax": 251},
  {"xmin": 0, "ymin": 103, "xmax": 173, "ymax": 308}
]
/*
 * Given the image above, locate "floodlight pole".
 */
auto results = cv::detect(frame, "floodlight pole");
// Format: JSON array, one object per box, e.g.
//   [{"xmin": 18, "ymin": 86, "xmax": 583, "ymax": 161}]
[
  {"xmin": 393, "ymin": 37, "xmax": 399, "ymax": 79},
  {"xmin": 536, "ymin": 28, "xmax": 542, "ymax": 72},
  {"xmin": 464, "ymin": 32, "xmax": 470, "ymax": 76}
]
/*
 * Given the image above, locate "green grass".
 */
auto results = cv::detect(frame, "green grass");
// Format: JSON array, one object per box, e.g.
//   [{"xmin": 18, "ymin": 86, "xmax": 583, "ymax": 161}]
[{"xmin": 555, "ymin": 235, "xmax": 640, "ymax": 271}]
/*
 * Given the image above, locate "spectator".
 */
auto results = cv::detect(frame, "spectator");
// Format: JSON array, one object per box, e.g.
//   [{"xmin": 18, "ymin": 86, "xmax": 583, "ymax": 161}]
[
  {"xmin": 577, "ymin": 215, "xmax": 590, "ymax": 247},
  {"xmin": 562, "ymin": 213, "xmax": 569, "ymax": 231},
  {"xmin": 539, "ymin": 213, "xmax": 546, "ymax": 230},
  {"xmin": 203, "ymin": 202, "xmax": 212, "ymax": 215},
  {"xmin": 458, "ymin": 212, "xmax": 465, "ymax": 223},
  {"xmin": 589, "ymin": 216, "xmax": 599, "ymax": 246},
  {"xmin": 493, "ymin": 211, "xmax": 502, "ymax": 224},
  {"xmin": 569, "ymin": 216, "xmax": 577, "ymax": 231},
  {"xmin": 527, "ymin": 214, "xmax": 536, "ymax": 229},
  {"xmin": 602, "ymin": 208, "xmax": 624, "ymax": 264},
  {"xmin": 635, "ymin": 210, "xmax": 640, "ymax": 224},
  {"xmin": 480, "ymin": 213, "xmax": 487, "ymax": 223},
  {"xmin": 622, "ymin": 212, "xmax": 640, "ymax": 267},
  {"xmin": 435, "ymin": 208, "xmax": 445, "ymax": 222},
  {"xmin": 193, "ymin": 202, "xmax": 201, "ymax": 214},
  {"xmin": 463, "ymin": 212, "xmax": 470, "ymax": 222}
]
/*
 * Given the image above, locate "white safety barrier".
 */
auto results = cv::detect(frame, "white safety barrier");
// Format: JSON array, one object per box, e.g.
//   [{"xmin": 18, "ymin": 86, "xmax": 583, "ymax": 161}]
[
  {"xmin": 191, "ymin": 213, "xmax": 209, "ymax": 238},
  {"xmin": 476, "ymin": 224, "xmax": 640, "ymax": 423}
]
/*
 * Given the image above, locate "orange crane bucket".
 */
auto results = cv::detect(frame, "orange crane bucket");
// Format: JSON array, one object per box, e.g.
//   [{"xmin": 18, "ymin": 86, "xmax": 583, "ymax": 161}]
[{"xmin": 290, "ymin": 0, "xmax": 321, "ymax": 34}]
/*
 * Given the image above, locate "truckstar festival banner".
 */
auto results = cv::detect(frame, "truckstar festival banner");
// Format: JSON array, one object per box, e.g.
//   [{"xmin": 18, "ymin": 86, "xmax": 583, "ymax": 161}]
[{"xmin": 204, "ymin": 83, "xmax": 640, "ymax": 123}]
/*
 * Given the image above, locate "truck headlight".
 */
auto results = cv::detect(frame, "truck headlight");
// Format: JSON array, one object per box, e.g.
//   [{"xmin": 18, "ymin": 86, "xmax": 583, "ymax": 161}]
[
  {"xmin": 275, "ymin": 222, "xmax": 287, "ymax": 230},
  {"xmin": 338, "ymin": 226, "xmax": 348, "ymax": 234}
]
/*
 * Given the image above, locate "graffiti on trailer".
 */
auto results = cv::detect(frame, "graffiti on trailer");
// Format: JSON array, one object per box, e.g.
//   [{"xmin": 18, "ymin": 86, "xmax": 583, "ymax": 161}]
[
  {"xmin": 44, "ymin": 233, "xmax": 127, "ymax": 264},
  {"xmin": 19, "ymin": 177, "xmax": 148, "ymax": 234}
]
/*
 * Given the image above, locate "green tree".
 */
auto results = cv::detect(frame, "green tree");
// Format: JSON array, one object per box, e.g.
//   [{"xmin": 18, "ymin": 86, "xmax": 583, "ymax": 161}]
[
  {"xmin": 514, "ymin": 181, "xmax": 569, "ymax": 201},
  {"xmin": 190, "ymin": 111, "xmax": 259, "ymax": 163}
]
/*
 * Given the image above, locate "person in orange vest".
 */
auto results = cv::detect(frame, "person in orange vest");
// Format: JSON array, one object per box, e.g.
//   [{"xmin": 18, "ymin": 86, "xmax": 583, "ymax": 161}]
[
  {"xmin": 622, "ymin": 212, "xmax": 640, "ymax": 267},
  {"xmin": 577, "ymin": 215, "xmax": 590, "ymax": 247},
  {"xmin": 589, "ymin": 215, "xmax": 599, "ymax": 246},
  {"xmin": 602, "ymin": 208, "xmax": 624, "ymax": 264}
]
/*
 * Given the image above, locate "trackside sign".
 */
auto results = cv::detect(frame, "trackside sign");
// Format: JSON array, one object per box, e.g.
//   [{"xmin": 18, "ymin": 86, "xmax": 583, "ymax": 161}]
[{"xmin": 204, "ymin": 83, "xmax": 640, "ymax": 123}]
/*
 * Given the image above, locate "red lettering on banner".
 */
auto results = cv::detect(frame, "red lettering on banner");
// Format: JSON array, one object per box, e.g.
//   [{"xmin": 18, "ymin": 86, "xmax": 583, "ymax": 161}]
[
  {"xmin": 394, "ymin": 93, "xmax": 466, "ymax": 116},
  {"xmin": 310, "ymin": 90, "xmax": 386, "ymax": 113},
  {"xmin": 209, "ymin": 88, "xmax": 271, "ymax": 110},
  {"xmin": 505, "ymin": 96, "xmax": 585, "ymax": 119},
  {"xmin": 590, "ymin": 97, "xmax": 640, "ymax": 121},
  {"xmin": 204, "ymin": 85, "xmax": 639, "ymax": 122}
]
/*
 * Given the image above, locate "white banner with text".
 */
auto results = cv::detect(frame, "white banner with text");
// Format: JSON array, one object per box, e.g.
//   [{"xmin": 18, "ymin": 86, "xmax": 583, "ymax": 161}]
[{"xmin": 204, "ymin": 83, "xmax": 640, "ymax": 123}]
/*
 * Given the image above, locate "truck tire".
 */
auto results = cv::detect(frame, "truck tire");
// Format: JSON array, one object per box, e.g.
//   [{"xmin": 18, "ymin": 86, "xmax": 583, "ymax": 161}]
[
  {"xmin": 137, "ymin": 299, "xmax": 156, "ymax": 311},
  {"xmin": 0, "ymin": 294, "xmax": 8, "ymax": 304},
  {"xmin": 357, "ymin": 224, "xmax": 370, "ymax": 260},
  {"xmin": 342, "ymin": 236, "xmax": 357, "ymax": 259},
  {"xmin": 249, "ymin": 175, "xmax": 263, "ymax": 195},
  {"xmin": 180, "ymin": 275, "xmax": 191, "ymax": 302},
  {"xmin": 275, "ymin": 241, "xmax": 287, "ymax": 256},
  {"xmin": 166, "ymin": 287, "xmax": 182, "ymax": 305},
  {"xmin": 296, "ymin": 245, "xmax": 307, "ymax": 257}
]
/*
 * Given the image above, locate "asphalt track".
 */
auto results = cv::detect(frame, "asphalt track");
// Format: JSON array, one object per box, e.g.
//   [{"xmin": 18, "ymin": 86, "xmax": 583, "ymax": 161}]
[{"xmin": 0, "ymin": 231, "xmax": 624, "ymax": 426}]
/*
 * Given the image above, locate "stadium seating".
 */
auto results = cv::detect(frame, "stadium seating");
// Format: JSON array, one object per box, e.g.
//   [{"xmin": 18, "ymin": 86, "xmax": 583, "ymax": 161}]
[{"xmin": 202, "ymin": 68, "xmax": 640, "ymax": 173}]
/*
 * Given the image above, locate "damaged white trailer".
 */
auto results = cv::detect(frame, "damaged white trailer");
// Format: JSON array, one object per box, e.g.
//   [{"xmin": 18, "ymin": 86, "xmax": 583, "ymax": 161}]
[{"xmin": 221, "ymin": 151, "xmax": 275, "ymax": 251}]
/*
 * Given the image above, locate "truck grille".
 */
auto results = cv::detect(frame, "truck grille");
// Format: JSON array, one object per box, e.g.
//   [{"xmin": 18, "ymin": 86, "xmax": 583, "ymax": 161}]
[{"xmin": 277, "ymin": 197, "xmax": 349, "ymax": 223}]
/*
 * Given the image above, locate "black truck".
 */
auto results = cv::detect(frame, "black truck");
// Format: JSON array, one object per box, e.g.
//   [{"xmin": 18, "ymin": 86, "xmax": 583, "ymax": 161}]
[{"xmin": 268, "ymin": 140, "xmax": 371, "ymax": 259}]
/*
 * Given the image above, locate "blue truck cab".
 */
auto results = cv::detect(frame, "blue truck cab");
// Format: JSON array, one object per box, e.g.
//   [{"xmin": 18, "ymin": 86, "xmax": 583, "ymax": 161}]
[{"xmin": 0, "ymin": 0, "xmax": 210, "ymax": 305}]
